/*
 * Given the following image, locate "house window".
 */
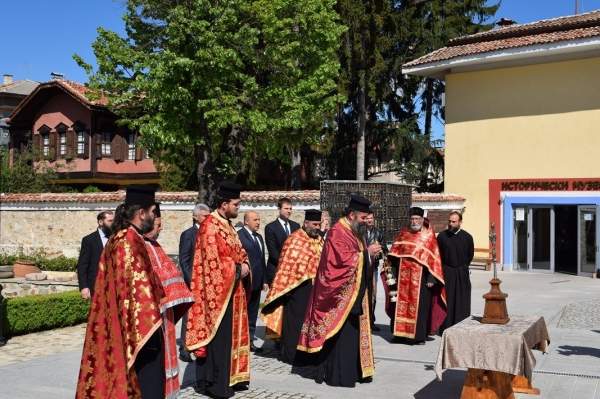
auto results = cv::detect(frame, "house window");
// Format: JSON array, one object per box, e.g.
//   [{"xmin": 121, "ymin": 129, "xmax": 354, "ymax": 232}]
[
  {"xmin": 77, "ymin": 131, "xmax": 85, "ymax": 155},
  {"xmin": 59, "ymin": 132, "xmax": 67, "ymax": 156},
  {"xmin": 127, "ymin": 133, "xmax": 136, "ymax": 160},
  {"xmin": 42, "ymin": 134, "xmax": 50, "ymax": 156},
  {"xmin": 101, "ymin": 132, "xmax": 112, "ymax": 156}
]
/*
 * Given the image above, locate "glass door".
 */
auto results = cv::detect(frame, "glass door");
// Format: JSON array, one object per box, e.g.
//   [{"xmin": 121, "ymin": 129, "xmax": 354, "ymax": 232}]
[
  {"xmin": 513, "ymin": 207, "xmax": 528, "ymax": 271},
  {"xmin": 578, "ymin": 207, "xmax": 597, "ymax": 275},
  {"xmin": 529, "ymin": 207, "xmax": 553, "ymax": 272}
]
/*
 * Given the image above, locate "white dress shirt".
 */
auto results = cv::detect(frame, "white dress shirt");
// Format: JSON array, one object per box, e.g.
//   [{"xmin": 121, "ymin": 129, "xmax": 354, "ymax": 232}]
[{"xmin": 98, "ymin": 228, "xmax": 109, "ymax": 247}]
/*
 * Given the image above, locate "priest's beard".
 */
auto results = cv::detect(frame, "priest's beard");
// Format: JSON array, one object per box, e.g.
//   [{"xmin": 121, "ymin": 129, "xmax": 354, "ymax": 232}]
[
  {"xmin": 410, "ymin": 223, "xmax": 422, "ymax": 232},
  {"xmin": 140, "ymin": 214, "xmax": 155, "ymax": 234},
  {"xmin": 304, "ymin": 226, "xmax": 320, "ymax": 239},
  {"xmin": 350, "ymin": 218, "xmax": 366, "ymax": 236},
  {"xmin": 448, "ymin": 226, "xmax": 460, "ymax": 233}
]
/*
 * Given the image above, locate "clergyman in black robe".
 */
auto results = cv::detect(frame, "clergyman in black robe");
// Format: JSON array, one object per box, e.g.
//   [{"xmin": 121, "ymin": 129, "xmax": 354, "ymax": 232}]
[{"xmin": 437, "ymin": 211, "xmax": 474, "ymax": 333}]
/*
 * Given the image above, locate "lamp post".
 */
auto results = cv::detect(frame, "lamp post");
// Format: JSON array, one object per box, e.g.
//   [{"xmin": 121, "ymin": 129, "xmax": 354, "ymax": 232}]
[{"xmin": 481, "ymin": 223, "xmax": 510, "ymax": 324}]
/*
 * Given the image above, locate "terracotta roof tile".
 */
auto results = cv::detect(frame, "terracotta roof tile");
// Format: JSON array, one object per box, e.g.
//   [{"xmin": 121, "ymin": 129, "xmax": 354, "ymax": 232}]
[
  {"xmin": 404, "ymin": 10, "xmax": 600, "ymax": 68},
  {"xmin": 57, "ymin": 80, "xmax": 109, "ymax": 106},
  {"xmin": 0, "ymin": 191, "xmax": 464, "ymax": 204}
]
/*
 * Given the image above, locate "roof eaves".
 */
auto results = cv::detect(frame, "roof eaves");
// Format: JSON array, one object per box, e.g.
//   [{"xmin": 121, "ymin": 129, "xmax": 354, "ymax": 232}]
[{"xmin": 403, "ymin": 34, "xmax": 600, "ymax": 77}]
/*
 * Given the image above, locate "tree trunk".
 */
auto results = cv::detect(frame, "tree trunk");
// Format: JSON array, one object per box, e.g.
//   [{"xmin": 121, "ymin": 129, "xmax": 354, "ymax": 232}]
[
  {"xmin": 290, "ymin": 148, "xmax": 301, "ymax": 190},
  {"xmin": 424, "ymin": 78, "xmax": 434, "ymax": 141},
  {"xmin": 356, "ymin": 75, "xmax": 366, "ymax": 181},
  {"xmin": 196, "ymin": 143, "xmax": 216, "ymax": 206}
]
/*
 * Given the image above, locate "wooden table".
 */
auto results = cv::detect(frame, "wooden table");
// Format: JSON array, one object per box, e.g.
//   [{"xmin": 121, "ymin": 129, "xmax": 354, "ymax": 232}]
[{"xmin": 434, "ymin": 315, "xmax": 550, "ymax": 399}]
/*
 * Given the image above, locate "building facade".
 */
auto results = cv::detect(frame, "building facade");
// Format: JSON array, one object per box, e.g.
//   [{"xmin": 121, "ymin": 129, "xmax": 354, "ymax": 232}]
[
  {"xmin": 0, "ymin": 74, "xmax": 39, "ymax": 146},
  {"xmin": 404, "ymin": 11, "xmax": 600, "ymax": 275},
  {"xmin": 8, "ymin": 77, "xmax": 159, "ymax": 188}
]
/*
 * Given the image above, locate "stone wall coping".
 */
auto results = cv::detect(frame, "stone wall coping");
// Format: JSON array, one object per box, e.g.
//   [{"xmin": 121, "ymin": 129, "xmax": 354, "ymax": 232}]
[
  {"xmin": 0, "ymin": 277, "xmax": 78, "ymax": 286},
  {"xmin": 1, "ymin": 190, "xmax": 464, "ymax": 204}
]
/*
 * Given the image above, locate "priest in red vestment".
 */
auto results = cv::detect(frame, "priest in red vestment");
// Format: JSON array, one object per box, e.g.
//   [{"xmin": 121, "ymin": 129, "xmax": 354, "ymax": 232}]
[
  {"xmin": 382, "ymin": 207, "xmax": 447, "ymax": 344},
  {"xmin": 297, "ymin": 195, "xmax": 381, "ymax": 387},
  {"xmin": 76, "ymin": 186, "xmax": 171, "ymax": 399},
  {"xmin": 261, "ymin": 209, "xmax": 324, "ymax": 364},
  {"xmin": 185, "ymin": 181, "xmax": 252, "ymax": 398},
  {"xmin": 144, "ymin": 203, "xmax": 194, "ymax": 399}
]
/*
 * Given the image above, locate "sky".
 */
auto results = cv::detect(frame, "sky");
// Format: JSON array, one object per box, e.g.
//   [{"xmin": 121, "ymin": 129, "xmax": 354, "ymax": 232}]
[{"xmin": 2, "ymin": 0, "xmax": 600, "ymax": 140}]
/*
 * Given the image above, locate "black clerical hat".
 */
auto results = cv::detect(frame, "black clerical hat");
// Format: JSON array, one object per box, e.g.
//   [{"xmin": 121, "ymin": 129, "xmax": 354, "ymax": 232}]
[
  {"xmin": 125, "ymin": 185, "xmax": 156, "ymax": 208},
  {"xmin": 348, "ymin": 194, "xmax": 371, "ymax": 213},
  {"xmin": 217, "ymin": 181, "xmax": 241, "ymax": 200},
  {"xmin": 409, "ymin": 207, "xmax": 425, "ymax": 217},
  {"xmin": 154, "ymin": 202, "xmax": 161, "ymax": 218},
  {"xmin": 305, "ymin": 209, "xmax": 322, "ymax": 222}
]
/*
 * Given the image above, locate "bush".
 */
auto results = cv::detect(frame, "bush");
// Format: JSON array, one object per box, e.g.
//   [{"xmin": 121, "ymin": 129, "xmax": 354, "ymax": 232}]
[
  {"xmin": 0, "ymin": 250, "xmax": 78, "ymax": 272},
  {"xmin": 2, "ymin": 290, "xmax": 89, "ymax": 337},
  {"xmin": 83, "ymin": 185, "xmax": 101, "ymax": 193},
  {"xmin": 0, "ymin": 253, "xmax": 17, "ymax": 266},
  {"xmin": 36, "ymin": 256, "xmax": 78, "ymax": 272}
]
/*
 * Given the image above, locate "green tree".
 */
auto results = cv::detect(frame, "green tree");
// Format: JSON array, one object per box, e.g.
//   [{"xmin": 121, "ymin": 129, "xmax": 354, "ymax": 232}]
[
  {"xmin": 76, "ymin": 0, "xmax": 345, "ymax": 202},
  {"xmin": 329, "ymin": 0, "xmax": 497, "ymax": 191},
  {"xmin": 0, "ymin": 147, "xmax": 60, "ymax": 193}
]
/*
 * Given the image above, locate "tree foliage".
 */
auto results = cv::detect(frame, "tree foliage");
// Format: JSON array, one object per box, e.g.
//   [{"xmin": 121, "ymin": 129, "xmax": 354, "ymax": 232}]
[
  {"xmin": 0, "ymin": 147, "xmax": 61, "ymax": 193},
  {"xmin": 329, "ymin": 0, "xmax": 498, "ymax": 191},
  {"xmin": 76, "ymin": 0, "xmax": 345, "ymax": 202}
]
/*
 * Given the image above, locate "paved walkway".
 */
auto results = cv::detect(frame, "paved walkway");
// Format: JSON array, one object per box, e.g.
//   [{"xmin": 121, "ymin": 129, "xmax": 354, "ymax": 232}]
[{"xmin": 1, "ymin": 270, "xmax": 599, "ymax": 398}]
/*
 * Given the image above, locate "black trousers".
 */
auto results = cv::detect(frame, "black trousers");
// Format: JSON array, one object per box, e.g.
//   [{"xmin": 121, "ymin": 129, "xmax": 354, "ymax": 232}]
[
  {"xmin": 247, "ymin": 288, "xmax": 262, "ymax": 342},
  {"xmin": 321, "ymin": 314, "xmax": 362, "ymax": 387},
  {"xmin": 134, "ymin": 329, "xmax": 165, "ymax": 399},
  {"xmin": 179, "ymin": 312, "xmax": 189, "ymax": 355},
  {"xmin": 195, "ymin": 297, "xmax": 248, "ymax": 398}
]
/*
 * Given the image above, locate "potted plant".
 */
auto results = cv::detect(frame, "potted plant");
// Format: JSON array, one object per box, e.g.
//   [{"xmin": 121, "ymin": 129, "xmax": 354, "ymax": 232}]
[{"xmin": 13, "ymin": 257, "xmax": 41, "ymax": 278}]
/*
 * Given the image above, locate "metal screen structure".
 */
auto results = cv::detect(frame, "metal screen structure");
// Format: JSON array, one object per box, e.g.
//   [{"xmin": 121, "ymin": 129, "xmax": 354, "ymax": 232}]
[{"xmin": 320, "ymin": 180, "xmax": 412, "ymax": 244}]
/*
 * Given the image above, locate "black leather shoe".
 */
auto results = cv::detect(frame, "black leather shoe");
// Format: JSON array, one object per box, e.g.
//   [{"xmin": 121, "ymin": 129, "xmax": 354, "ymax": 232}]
[
  {"xmin": 371, "ymin": 325, "xmax": 380, "ymax": 332},
  {"xmin": 179, "ymin": 351, "xmax": 193, "ymax": 362}
]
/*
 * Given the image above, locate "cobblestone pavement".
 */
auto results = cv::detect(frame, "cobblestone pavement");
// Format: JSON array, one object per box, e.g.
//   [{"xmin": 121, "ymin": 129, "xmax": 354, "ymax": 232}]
[
  {"xmin": 0, "ymin": 323, "xmax": 85, "ymax": 366},
  {"xmin": 2, "ymin": 271, "xmax": 600, "ymax": 399},
  {"xmin": 556, "ymin": 299, "xmax": 600, "ymax": 329},
  {"xmin": 179, "ymin": 387, "xmax": 316, "ymax": 399}
]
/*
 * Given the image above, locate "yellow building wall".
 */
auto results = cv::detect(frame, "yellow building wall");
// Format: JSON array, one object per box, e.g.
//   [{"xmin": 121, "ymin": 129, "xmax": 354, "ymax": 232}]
[{"xmin": 445, "ymin": 57, "xmax": 600, "ymax": 248}]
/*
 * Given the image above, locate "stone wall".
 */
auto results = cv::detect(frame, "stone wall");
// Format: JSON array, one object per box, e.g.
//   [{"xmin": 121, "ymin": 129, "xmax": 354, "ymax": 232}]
[
  {"xmin": 0, "ymin": 278, "xmax": 79, "ymax": 298},
  {"xmin": 0, "ymin": 191, "xmax": 465, "ymax": 257}
]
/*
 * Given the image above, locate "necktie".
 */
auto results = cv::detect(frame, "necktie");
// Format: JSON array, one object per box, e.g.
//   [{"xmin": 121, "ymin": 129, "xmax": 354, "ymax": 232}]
[
  {"xmin": 253, "ymin": 233, "xmax": 262, "ymax": 254},
  {"xmin": 284, "ymin": 221, "xmax": 290, "ymax": 236}
]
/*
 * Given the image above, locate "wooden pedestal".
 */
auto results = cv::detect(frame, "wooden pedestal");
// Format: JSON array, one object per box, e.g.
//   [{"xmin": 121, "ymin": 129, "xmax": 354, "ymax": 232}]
[
  {"xmin": 460, "ymin": 369, "xmax": 540, "ymax": 399},
  {"xmin": 461, "ymin": 369, "xmax": 514, "ymax": 399},
  {"xmin": 481, "ymin": 278, "xmax": 509, "ymax": 324},
  {"xmin": 511, "ymin": 375, "xmax": 540, "ymax": 395}
]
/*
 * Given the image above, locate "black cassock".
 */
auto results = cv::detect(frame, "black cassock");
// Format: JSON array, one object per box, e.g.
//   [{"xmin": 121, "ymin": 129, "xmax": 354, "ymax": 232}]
[
  {"xmin": 318, "ymin": 250, "xmax": 370, "ymax": 387},
  {"xmin": 134, "ymin": 329, "xmax": 165, "ymax": 399},
  {"xmin": 194, "ymin": 295, "xmax": 247, "ymax": 398},
  {"xmin": 280, "ymin": 279, "xmax": 313, "ymax": 364},
  {"xmin": 437, "ymin": 229, "xmax": 474, "ymax": 333}
]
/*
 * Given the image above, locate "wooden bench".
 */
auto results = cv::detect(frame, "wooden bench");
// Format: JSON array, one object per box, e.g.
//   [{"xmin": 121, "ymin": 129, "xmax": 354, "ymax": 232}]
[{"xmin": 470, "ymin": 247, "xmax": 492, "ymax": 271}]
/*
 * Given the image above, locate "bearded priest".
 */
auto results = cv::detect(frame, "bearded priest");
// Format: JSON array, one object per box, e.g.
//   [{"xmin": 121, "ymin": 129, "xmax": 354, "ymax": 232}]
[
  {"xmin": 383, "ymin": 207, "xmax": 447, "ymax": 344},
  {"xmin": 76, "ymin": 186, "xmax": 171, "ymax": 399},
  {"xmin": 297, "ymin": 195, "xmax": 382, "ymax": 387},
  {"xmin": 261, "ymin": 209, "xmax": 324, "ymax": 364},
  {"xmin": 185, "ymin": 181, "xmax": 252, "ymax": 398}
]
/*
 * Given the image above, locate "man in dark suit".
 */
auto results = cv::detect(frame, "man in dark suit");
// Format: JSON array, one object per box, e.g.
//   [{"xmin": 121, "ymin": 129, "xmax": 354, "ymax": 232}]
[
  {"xmin": 264, "ymin": 197, "xmax": 300, "ymax": 285},
  {"xmin": 179, "ymin": 203, "xmax": 211, "ymax": 286},
  {"xmin": 77, "ymin": 210, "xmax": 114, "ymax": 300},
  {"xmin": 238, "ymin": 211, "xmax": 267, "ymax": 351},
  {"xmin": 177, "ymin": 202, "xmax": 210, "ymax": 362}
]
